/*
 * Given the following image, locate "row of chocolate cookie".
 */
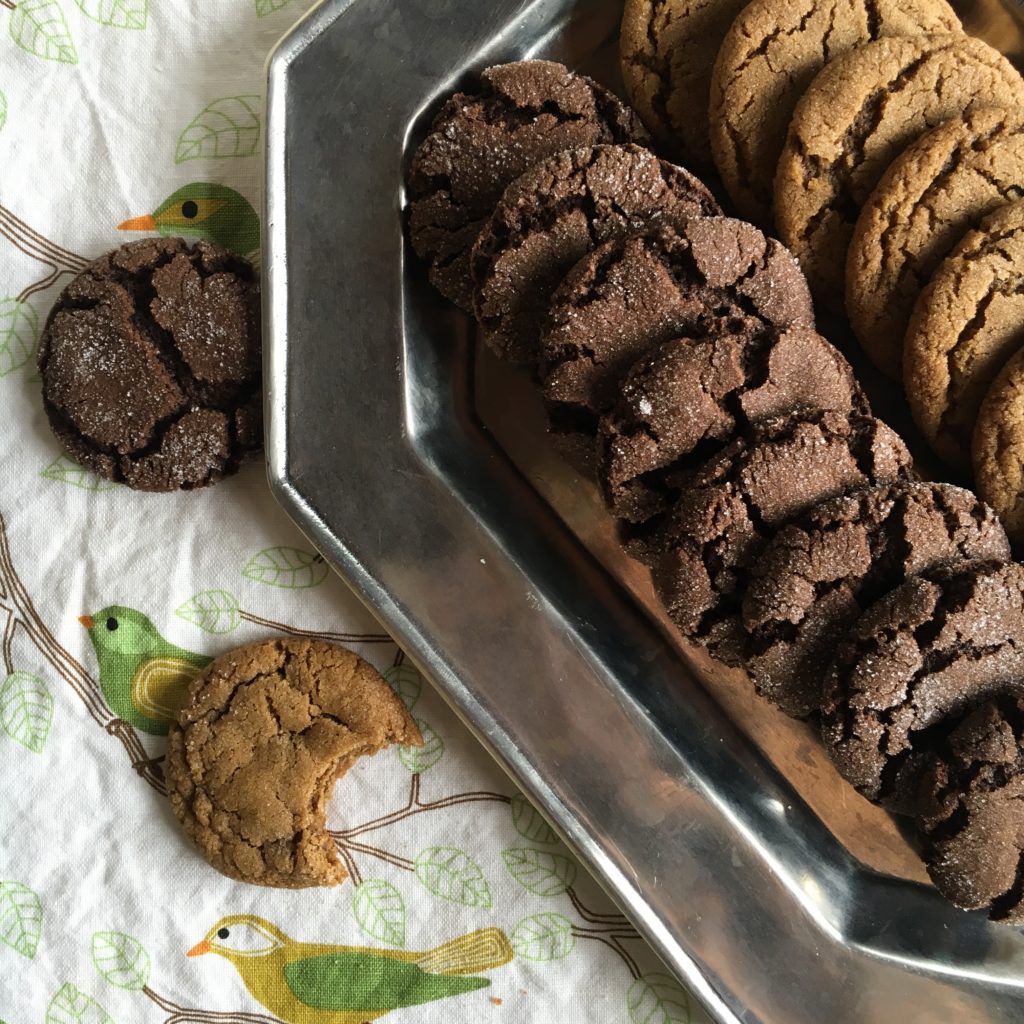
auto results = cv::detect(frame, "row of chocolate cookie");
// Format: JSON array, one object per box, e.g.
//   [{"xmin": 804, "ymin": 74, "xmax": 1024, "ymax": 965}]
[{"xmin": 406, "ymin": 60, "xmax": 1024, "ymax": 921}]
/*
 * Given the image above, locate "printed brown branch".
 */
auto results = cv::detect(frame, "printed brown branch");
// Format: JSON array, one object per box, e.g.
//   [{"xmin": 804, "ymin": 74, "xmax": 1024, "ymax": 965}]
[
  {"xmin": 572, "ymin": 928, "xmax": 642, "ymax": 980},
  {"xmin": 0, "ymin": 2, "xmax": 15, "ymax": 10},
  {"xmin": 567, "ymin": 884, "xmax": 633, "ymax": 926},
  {"xmin": 0, "ymin": 511, "xmax": 164, "ymax": 792},
  {"xmin": 0, "ymin": 203, "xmax": 89, "ymax": 302},
  {"xmin": 143, "ymin": 986, "xmax": 284, "ymax": 1024},
  {"xmin": 238, "ymin": 609, "xmax": 391, "ymax": 645}
]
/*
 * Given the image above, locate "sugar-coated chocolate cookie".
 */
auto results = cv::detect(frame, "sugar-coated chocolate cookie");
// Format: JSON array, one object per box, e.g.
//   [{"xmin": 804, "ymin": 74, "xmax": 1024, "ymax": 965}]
[
  {"xmin": 651, "ymin": 409, "xmax": 913, "ymax": 664},
  {"xmin": 38, "ymin": 237, "xmax": 261, "ymax": 492},
  {"xmin": 167, "ymin": 638, "xmax": 421, "ymax": 888},
  {"xmin": 905, "ymin": 200, "xmax": 1024, "ymax": 470},
  {"xmin": 709, "ymin": 0, "xmax": 961, "ymax": 226},
  {"xmin": 848, "ymin": 106, "xmax": 1024, "ymax": 379},
  {"xmin": 774, "ymin": 35, "xmax": 1024, "ymax": 308},
  {"xmin": 821, "ymin": 560, "xmax": 1024, "ymax": 813},
  {"xmin": 913, "ymin": 697, "xmax": 1024, "ymax": 923},
  {"xmin": 743, "ymin": 482, "xmax": 1009, "ymax": 718},
  {"xmin": 471, "ymin": 144, "xmax": 718, "ymax": 364},
  {"xmin": 540, "ymin": 218, "xmax": 813, "ymax": 449},
  {"xmin": 407, "ymin": 60, "xmax": 647, "ymax": 311},
  {"xmin": 619, "ymin": 0, "xmax": 749, "ymax": 165},
  {"xmin": 597, "ymin": 323, "xmax": 863, "ymax": 526}
]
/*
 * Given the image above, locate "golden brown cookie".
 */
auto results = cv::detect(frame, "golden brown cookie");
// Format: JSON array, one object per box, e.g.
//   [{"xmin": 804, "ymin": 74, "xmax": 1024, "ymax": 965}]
[
  {"xmin": 709, "ymin": 0, "xmax": 961, "ymax": 226},
  {"xmin": 905, "ymin": 200, "xmax": 1024, "ymax": 470},
  {"xmin": 774, "ymin": 36, "xmax": 1024, "ymax": 309},
  {"xmin": 973, "ymin": 346, "xmax": 1024, "ymax": 545},
  {"xmin": 619, "ymin": 0, "xmax": 749, "ymax": 166},
  {"xmin": 848, "ymin": 106, "xmax": 1024, "ymax": 379},
  {"xmin": 167, "ymin": 639, "xmax": 421, "ymax": 888}
]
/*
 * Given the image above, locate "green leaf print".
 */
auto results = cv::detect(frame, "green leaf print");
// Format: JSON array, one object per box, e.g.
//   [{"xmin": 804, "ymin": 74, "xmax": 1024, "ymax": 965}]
[
  {"xmin": 45, "ymin": 983, "xmax": 114, "ymax": 1024},
  {"xmin": 414, "ymin": 847, "xmax": 491, "ymax": 908},
  {"xmin": 243, "ymin": 546, "xmax": 328, "ymax": 589},
  {"xmin": 90, "ymin": 931, "xmax": 150, "ymax": 990},
  {"xmin": 74, "ymin": 0, "xmax": 147, "ymax": 28},
  {"xmin": 628, "ymin": 973, "xmax": 692, "ymax": 1024},
  {"xmin": 9, "ymin": 0, "xmax": 78, "ymax": 64},
  {"xmin": 510, "ymin": 913, "xmax": 574, "ymax": 961},
  {"xmin": 398, "ymin": 719, "xmax": 443, "ymax": 772},
  {"xmin": 0, "ymin": 298, "xmax": 39, "ymax": 377},
  {"xmin": 352, "ymin": 880, "xmax": 406, "ymax": 948},
  {"xmin": 40, "ymin": 455, "xmax": 116, "ymax": 491},
  {"xmin": 0, "ymin": 881, "xmax": 42, "ymax": 958},
  {"xmin": 501, "ymin": 848, "xmax": 576, "ymax": 897},
  {"xmin": 382, "ymin": 664, "xmax": 421, "ymax": 711},
  {"xmin": 510, "ymin": 792, "xmax": 558, "ymax": 844},
  {"xmin": 175, "ymin": 590, "xmax": 241, "ymax": 634},
  {"xmin": 0, "ymin": 92, "xmax": 7, "ymax": 133},
  {"xmin": 255, "ymin": 0, "xmax": 291, "ymax": 15},
  {"xmin": 0, "ymin": 672, "xmax": 54, "ymax": 752},
  {"xmin": 175, "ymin": 96, "xmax": 261, "ymax": 164}
]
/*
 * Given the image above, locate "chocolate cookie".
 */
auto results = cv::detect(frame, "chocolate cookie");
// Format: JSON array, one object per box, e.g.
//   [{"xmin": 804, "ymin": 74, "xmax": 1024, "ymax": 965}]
[
  {"xmin": 167, "ymin": 639, "xmax": 421, "ymax": 888},
  {"xmin": 774, "ymin": 35, "xmax": 1024, "ymax": 308},
  {"xmin": 407, "ymin": 60, "xmax": 647, "ymax": 311},
  {"xmin": 743, "ymin": 482, "xmax": 1009, "ymax": 718},
  {"xmin": 597, "ymin": 323, "xmax": 863, "ymax": 526},
  {"xmin": 821, "ymin": 560, "xmax": 1024, "ymax": 812},
  {"xmin": 540, "ymin": 218, "xmax": 813, "ymax": 448},
  {"xmin": 619, "ymin": 0, "xmax": 749, "ymax": 165},
  {"xmin": 905, "ymin": 200, "xmax": 1024, "ymax": 470},
  {"xmin": 913, "ymin": 697, "xmax": 1024, "ymax": 923},
  {"xmin": 973, "ymin": 345, "xmax": 1024, "ymax": 545},
  {"xmin": 709, "ymin": 0, "xmax": 961, "ymax": 225},
  {"xmin": 471, "ymin": 144, "xmax": 719, "ymax": 364},
  {"xmin": 848, "ymin": 106, "xmax": 1024, "ymax": 379},
  {"xmin": 37, "ymin": 237, "xmax": 261, "ymax": 492},
  {"xmin": 651, "ymin": 410, "xmax": 913, "ymax": 664}
]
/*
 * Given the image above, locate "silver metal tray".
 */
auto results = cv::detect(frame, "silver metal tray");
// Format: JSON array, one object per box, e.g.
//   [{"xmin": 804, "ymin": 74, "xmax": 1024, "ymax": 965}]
[{"xmin": 264, "ymin": 2, "xmax": 1024, "ymax": 1021}]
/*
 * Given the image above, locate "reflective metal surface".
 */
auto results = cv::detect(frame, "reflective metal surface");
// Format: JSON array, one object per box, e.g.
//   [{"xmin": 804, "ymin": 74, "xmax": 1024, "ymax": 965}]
[{"xmin": 265, "ymin": 3, "xmax": 1024, "ymax": 1021}]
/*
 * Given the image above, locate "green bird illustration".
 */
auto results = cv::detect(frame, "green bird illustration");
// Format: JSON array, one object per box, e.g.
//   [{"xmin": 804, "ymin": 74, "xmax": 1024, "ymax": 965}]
[
  {"xmin": 187, "ymin": 915, "xmax": 514, "ymax": 1024},
  {"xmin": 117, "ymin": 182, "xmax": 259, "ymax": 256},
  {"xmin": 79, "ymin": 605, "xmax": 211, "ymax": 736}
]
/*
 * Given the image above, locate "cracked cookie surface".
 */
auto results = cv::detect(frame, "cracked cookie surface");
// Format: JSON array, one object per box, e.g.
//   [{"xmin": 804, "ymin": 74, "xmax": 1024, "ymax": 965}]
[
  {"xmin": 848, "ymin": 106, "xmax": 1024, "ymax": 379},
  {"xmin": 167, "ymin": 638, "xmax": 421, "ymax": 888},
  {"xmin": 471, "ymin": 143, "xmax": 719, "ymax": 364},
  {"xmin": 407, "ymin": 60, "xmax": 646, "ymax": 311},
  {"xmin": 774, "ymin": 35, "xmax": 1024, "ymax": 309},
  {"xmin": 821, "ymin": 560, "xmax": 1024, "ymax": 813},
  {"xmin": 38, "ymin": 237, "xmax": 261, "ymax": 492},
  {"xmin": 743, "ymin": 481, "xmax": 1009, "ymax": 718},
  {"xmin": 905, "ymin": 200, "xmax": 1024, "ymax": 471},
  {"xmin": 597, "ymin": 323, "xmax": 863, "ymax": 527},
  {"xmin": 650, "ymin": 409, "xmax": 913, "ymax": 664},
  {"xmin": 709, "ymin": 0, "xmax": 961, "ymax": 226}
]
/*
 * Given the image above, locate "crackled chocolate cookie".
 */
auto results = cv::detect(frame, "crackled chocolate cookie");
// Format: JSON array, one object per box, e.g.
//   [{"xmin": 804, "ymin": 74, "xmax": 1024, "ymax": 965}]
[
  {"xmin": 709, "ymin": 0, "xmax": 961, "ymax": 225},
  {"xmin": 37, "ymin": 237, "xmax": 261, "ymax": 492},
  {"xmin": 914, "ymin": 698, "xmax": 1024, "ymax": 923},
  {"xmin": 471, "ymin": 144, "xmax": 719, "ymax": 363},
  {"xmin": 821, "ymin": 561, "xmax": 1024, "ymax": 813},
  {"xmin": 774, "ymin": 35, "xmax": 1024, "ymax": 308},
  {"xmin": 743, "ymin": 482, "xmax": 1009, "ymax": 718},
  {"xmin": 619, "ymin": 0, "xmax": 749, "ymax": 165},
  {"xmin": 541, "ymin": 218, "xmax": 813, "ymax": 451},
  {"xmin": 848, "ymin": 106, "xmax": 1024, "ymax": 379},
  {"xmin": 407, "ymin": 60, "xmax": 647, "ymax": 311},
  {"xmin": 597, "ymin": 323, "xmax": 863, "ymax": 526},
  {"xmin": 167, "ymin": 638, "xmax": 421, "ymax": 888},
  {"xmin": 905, "ymin": 200, "xmax": 1024, "ymax": 470},
  {"xmin": 651, "ymin": 410, "xmax": 913, "ymax": 664}
]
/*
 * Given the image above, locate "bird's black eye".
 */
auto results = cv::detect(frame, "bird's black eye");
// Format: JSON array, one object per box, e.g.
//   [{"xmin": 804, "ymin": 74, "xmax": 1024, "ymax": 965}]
[
  {"xmin": 105, "ymin": 617, "xmax": 118, "ymax": 631},
  {"xmin": 217, "ymin": 927, "xmax": 229, "ymax": 939},
  {"xmin": 181, "ymin": 200, "xmax": 198, "ymax": 219}
]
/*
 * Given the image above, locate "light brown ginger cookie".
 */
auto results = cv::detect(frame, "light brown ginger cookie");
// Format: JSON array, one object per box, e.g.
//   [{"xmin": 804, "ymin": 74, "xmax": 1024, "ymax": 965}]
[
  {"xmin": 905, "ymin": 199, "xmax": 1024, "ymax": 470},
  {"xmin": 709, "ymin": 0, "xmax": 961, "ymax": 226},
  {"xmin": 848, "ymin": 106, "xmax": 1024, "ymax": 379},
  {"xmin": 167, "ymin": 638, "xmax": 421, "ymax": 888},
  {"xmin": 774, "ymin": 35, "xmax": 1024, "ymax": 310}
]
